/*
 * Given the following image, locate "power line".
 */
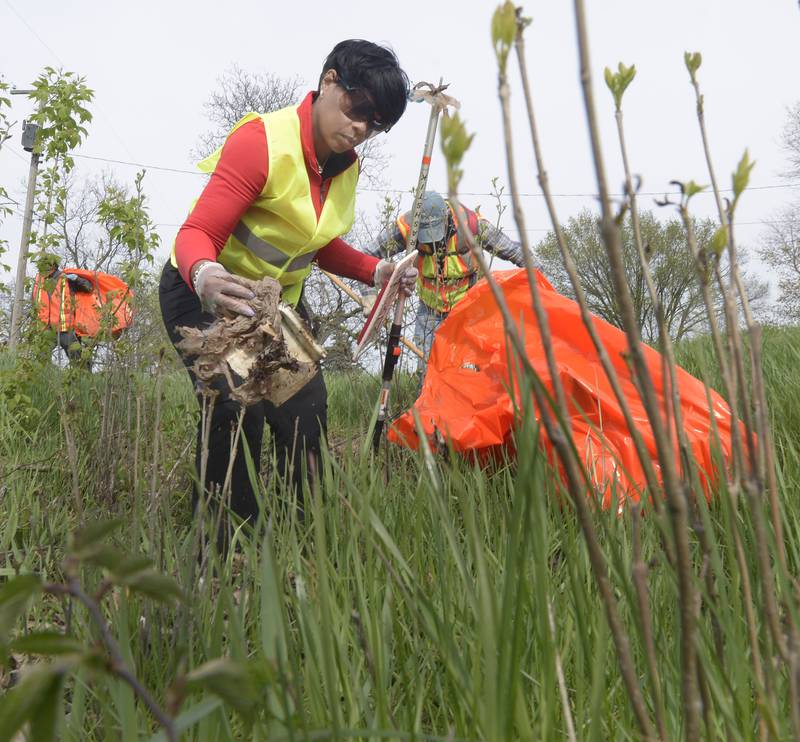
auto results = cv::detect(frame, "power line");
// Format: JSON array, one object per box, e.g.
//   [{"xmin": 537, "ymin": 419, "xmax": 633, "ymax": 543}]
[
  {"xmin": 4, "ymin": 0, "xmax": 61, "ymax": 63},
  {"xmin": 5, "ymin": 0, "xmax": 798, "ymax": 205},
  {"xmin": 4, "ymin": 0, "xmax": 139, "ymax": 161},
  {"xmin": 3, "ymin": 146, "xmax": 28, "ymax": 164},
  {"xmin": 0, "ymin": 206, "xmax": 783, "ymax": 238},
  {"xmin": 505, "ymin": 219, "xmax": 788, "ymax": 234},
  {"xmin": 58, "ymin": 151, "xmax": 800, "ymax": 199},
  {"xmin": 71, "ymin": 152, "xmax": 198, "ymax": 175}
]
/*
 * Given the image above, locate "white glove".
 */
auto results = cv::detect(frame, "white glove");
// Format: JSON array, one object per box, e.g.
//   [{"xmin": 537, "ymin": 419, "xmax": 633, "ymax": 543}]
[
  {"xmin": 192, "ymin": 261, "xmax": 256, "ymax": 318},
  {"xmin": 373, "ymin": 259, "xmax": 418, "ymax": 297},
  {"xmin": 361, "ymin": 289, "xmax": 378, "ymax": 316}
]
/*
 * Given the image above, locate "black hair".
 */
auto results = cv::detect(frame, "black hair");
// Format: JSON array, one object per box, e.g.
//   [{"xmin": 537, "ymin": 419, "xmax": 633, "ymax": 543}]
[{"xmin": 319, "ymin": 39, "xmax": 409, "ymax": 129}]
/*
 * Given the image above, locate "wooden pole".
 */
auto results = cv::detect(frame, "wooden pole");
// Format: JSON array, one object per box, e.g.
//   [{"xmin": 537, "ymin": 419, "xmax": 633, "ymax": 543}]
[
  {"xmin": 9, "ymin": 93, "xmax": 42, "ymax": 351},
  {"xmin": 320, "ymin": 269, "xmax": 424, "ymax": 359}
]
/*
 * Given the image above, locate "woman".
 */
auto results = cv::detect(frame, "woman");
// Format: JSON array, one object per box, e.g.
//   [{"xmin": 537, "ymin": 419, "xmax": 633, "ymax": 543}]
[{"xmin": 160, "ymin": 39, "xmax": 415, "ymax": 523}]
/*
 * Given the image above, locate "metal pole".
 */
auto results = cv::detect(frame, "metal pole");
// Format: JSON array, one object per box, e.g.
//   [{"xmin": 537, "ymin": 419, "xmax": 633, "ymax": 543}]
[
  {"xmin": 8, "ymin": 91, "xmax": 41, "ymax": 351},
  {"xmin": 373, "ymin": 81, "xmax": 448, "ymax": 452}
]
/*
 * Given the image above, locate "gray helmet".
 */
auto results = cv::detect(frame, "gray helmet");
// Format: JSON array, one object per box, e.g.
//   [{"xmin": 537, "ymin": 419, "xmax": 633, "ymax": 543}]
[{"xmin": 416, "ymin": 191, "xmax": 448, "ymax": 244}]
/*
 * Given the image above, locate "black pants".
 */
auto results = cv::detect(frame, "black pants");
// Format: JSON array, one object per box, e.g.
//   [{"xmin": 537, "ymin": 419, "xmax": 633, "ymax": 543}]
[
  {"xmin": 56, "ymin": 330, "xmax": 91, "ymax": 370},
  {"xmin": 159, "ymin": 261, "xmax": 327, "ymax": 523}
]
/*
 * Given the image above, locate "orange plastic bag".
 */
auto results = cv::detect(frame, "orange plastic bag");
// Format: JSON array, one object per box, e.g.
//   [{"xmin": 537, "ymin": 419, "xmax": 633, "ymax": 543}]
[
  {"xmin": 390, "ymin": 269, "xmax": 736, "ymax": 506},
  {"xmin": 32, "ymin": 269, "xmax": 134, "ymax": 338}
]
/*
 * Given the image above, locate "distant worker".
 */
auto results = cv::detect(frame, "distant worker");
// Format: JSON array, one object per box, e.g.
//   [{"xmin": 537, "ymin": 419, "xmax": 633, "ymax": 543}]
[
  {"xmin": 32, "ymin": 257, "xmax": 134, "ymax": 370},
  {"xmin": 362, "ymin": 190, "xmax": 530, "ymax": 378},
  {"xmin": 32, "ymin": 259, "xmax": 96, "ymax": 369}
]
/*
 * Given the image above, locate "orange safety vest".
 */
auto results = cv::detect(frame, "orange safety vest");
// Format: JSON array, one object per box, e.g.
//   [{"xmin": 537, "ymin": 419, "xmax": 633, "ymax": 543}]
[
  {"xmin": 397, "ymin": 202, "xmax": 481, "ymax": 313},
  {"xmin": 32, "ymin": 269, "xmax": 134, "ymax": 338}
]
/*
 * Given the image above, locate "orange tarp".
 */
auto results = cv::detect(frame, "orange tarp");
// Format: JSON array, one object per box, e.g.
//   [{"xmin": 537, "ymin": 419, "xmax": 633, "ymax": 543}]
[
  {"xmin": 390, "ymin": 269, "xmax": 736, "ymax": 506},
  {"xmin": 33, "ymin": 269, "xmax": 134, "ymax": 338}
]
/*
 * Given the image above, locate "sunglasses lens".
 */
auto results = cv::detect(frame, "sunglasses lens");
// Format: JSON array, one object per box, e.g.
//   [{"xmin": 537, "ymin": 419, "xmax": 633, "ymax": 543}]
[{"xmin": 339, "ymin": 85, "xmax": 389, "ymax": 133}]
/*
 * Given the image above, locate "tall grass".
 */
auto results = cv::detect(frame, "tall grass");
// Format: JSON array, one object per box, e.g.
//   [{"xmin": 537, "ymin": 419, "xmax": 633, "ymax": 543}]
[
  {"xmin": 0, "ymin": 335, "xmax": 798, "ymax": 739},
  {"xmin": 2, "ymin": 2, "xmax": 799, "ymax": 739}
]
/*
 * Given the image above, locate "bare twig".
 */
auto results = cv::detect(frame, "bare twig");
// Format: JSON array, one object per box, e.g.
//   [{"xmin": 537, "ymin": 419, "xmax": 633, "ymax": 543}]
[
  {"xmin": 60, "ymin": 397, "xmax": 84, "ymax": 520},
  {"xmin": 44, "ymin": 579, "xmax": 177, "ymax": 741},
  {"xmin": 548, "ymin": 602, "xmax": 577, "ymax": 742},
  {"xmin": 513, "ymin": 19, "xmax": 669, "ymax": 529},
  {"xmin": 572, "ymin": 2, "xmax": 700, "ymax": 737},
  {"xmin": 456, "ymin": 194, "xmax": 655, "ymax": 738},
  {"xmin": 631, "ymin": 507, "xmax": 667, "ymax": 741}
]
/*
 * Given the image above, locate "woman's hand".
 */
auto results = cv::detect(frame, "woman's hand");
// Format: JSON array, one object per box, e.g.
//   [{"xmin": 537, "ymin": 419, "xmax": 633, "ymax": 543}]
[
  {"xmin": 373, "ymin": 259, "xmax": 418, "ymax": 297},
  {"xmin": 192, "ymin": 261, "xmax": 257, "ymax": 318}
]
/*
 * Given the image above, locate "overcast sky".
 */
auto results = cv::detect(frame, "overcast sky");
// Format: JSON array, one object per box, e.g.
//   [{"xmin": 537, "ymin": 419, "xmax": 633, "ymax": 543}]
[{"xmin": 2, "ymin": 0, "xmax": 799, "ymax": 291}]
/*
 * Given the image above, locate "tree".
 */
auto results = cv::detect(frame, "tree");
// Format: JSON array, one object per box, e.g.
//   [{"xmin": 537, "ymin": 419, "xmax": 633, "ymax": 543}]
[
  {"xmin": 781, "ymin": 101, "xmax": 800, "ymax": 179},
  {"xmin": 4, "ymin": 68, "xmax": 94, "ymax": 348},
  {"xmin": 535, "ymin": 209, "xmax": 767, "ymax": 344},
  {"xmin": 21, "ymin": 168, "xmax": 163, "ymax": 370},
  {"xmin": 33, "ymin": 168, "xmax": 158, "ymax": 284},
  {"xmin": 194, "ymin": 64, "xmax": 303, "ymax": 159},
  {"xmin": 0, "ymin": 80, "xmax": 15, "ymax": 332},
  {"xmin": 759, "ymin": 202, "xmax": 800, "ymax": 324},
  {"xmin": 195, "ymin": 63, "xmax": 389, "ymax": 188},
  {"xmin": 763, "ymin": 102, "xmax": 800, "ymax": 324}
]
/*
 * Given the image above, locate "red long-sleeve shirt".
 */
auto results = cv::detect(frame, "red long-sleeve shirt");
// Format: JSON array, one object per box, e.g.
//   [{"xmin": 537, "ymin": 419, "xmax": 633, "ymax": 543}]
[{"xmin": 174, "ymin": 92, "xmax": 378, "ymax": 289}]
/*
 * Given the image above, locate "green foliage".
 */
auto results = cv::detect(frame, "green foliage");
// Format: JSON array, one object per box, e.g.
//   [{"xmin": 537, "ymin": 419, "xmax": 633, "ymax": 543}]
[
  {"xmin": 0, "ymin": 81, "xmax": 13, "ymax": 281},
  {"xmin": 25, "ymin": 68, "xmax": 94, "ymax": 267},
  {"xmin": 684, "ymin": 50, "xmax": 703, "ymax": 82},
  {"xmin": 440, "ymin": 113, "xmax": 475, "ymax": 193},
  {"xmin": 0, "ymin": 661, "xmax": 71, "ymax": 742},
  {"xmin": 731, "ymin": 148, "xmax": 755, "ymax": 214},
  {"xmin": 0, "ymin": 351, "xmax": 799, "ymax": 738},
  {"xmin": 534, "ymin": 208, "xmax": 763, "ymax": 342},
  {"xmin": 70, "ymin": 519, "xmax": 125, "ymax": 556},
  {"xmin": 11, "ymin": 631, "xmax": 84, "ymax": 656},
  {"xmin": 95, "ymin": 170, "xmax": 160, "ymax": 289},
  {"xmin": 0, "ymin": 357, "xmax": 46, "ymax": 431},
  {"xmin": 709, "ymin": 225, "xmax": 729, "ymax": 257},
  {"xmin": 682, "ymin": 179, "xmax": 707, "ymax": 199},
  {"xmin": 0, "ymin": 518, "xmax": 188, "ymax": 740},
  {"xmin": 604, "ymin": 62, "xmax": 637, "ymax": 111},
  {"xmin": 184, "ymin": 658, "xmax": 259, "ymax": 718},
  {"xmin": 122, "ymin": 570, "xmax": 184, "ymax": 605},
  {"xmin": 491, "ymin": 2, "xmax": 517, "ymax": 73},
  {"xmin": 28, "ymin": 68, "xmax": 93, "ymax": 163},
  {"xmin": 0, "ymin": 574, "xmax": 42, "ymax": 648}
]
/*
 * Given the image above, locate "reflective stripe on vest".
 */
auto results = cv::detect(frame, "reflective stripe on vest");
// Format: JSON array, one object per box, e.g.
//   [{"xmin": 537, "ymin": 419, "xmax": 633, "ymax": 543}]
[
  {"xmin": 32, "ymin": 273, "xmax": 71, "ymax": 332},
  {"xmin": 171, "ymin": 106, "xmax": 358, "ymax": 306},
  {"xmin": 231, "ymin": 222, "xmax": 317, "ymax": 274},
  {"xmin": 59, "ymin": 277, "xmax": 70, "ymax": 332}
]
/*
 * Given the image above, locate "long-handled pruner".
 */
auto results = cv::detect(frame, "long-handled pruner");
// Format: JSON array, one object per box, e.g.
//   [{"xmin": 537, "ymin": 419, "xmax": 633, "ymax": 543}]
[{"xmin": 371, "ymin": 80, "xmax": 460, "ymax": 452}]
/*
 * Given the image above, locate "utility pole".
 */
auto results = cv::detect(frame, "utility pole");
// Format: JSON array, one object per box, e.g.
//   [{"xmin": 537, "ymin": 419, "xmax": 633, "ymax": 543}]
[{"xmin": 8, "ymin": 89, "xmax": 40, "ymax": 351}]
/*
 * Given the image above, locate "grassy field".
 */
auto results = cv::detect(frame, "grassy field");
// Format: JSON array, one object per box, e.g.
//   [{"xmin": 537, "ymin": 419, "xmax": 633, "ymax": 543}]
[{"xmin": 0, "ymin": 326, "xmax": 798, "ymax": 740}]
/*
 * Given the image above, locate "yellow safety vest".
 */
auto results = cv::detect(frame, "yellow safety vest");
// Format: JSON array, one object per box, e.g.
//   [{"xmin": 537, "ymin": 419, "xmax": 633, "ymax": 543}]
[
  {"xmin": 398, "ymin": 203, "xmax": 481, "ymax": 313},
  {"xmin": 172, "ymin": 105, "xmax": 359, "ymax": 306}
]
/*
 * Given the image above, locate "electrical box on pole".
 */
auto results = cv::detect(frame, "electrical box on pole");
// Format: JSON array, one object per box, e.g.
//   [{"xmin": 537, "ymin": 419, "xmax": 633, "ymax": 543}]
[{"xmin": 21, "ymin": 120, "xmax": 38, "ymax": 152}]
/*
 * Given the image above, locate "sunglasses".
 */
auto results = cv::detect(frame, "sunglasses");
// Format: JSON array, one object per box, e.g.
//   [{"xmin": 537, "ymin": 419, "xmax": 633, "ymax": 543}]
[{"xmin": 334, "ymin": 73, "xmax": 393, "ymax": 136}]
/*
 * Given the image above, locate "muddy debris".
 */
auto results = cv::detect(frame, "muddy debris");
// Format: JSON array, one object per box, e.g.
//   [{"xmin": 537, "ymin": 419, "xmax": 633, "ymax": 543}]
[{"xmin": 176, "ymin": 276, "xmax": 326, "ymax": 407}]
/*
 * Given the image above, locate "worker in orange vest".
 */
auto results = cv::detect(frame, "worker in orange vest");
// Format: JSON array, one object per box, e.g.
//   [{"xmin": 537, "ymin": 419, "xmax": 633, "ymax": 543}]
[
  {"xmin": 32, "ymin": 259, "xmax": 95, "ymax": 369},
  {"xmin": 362, "ymin": 190, "xmax": 529, "ymax": 380}
]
